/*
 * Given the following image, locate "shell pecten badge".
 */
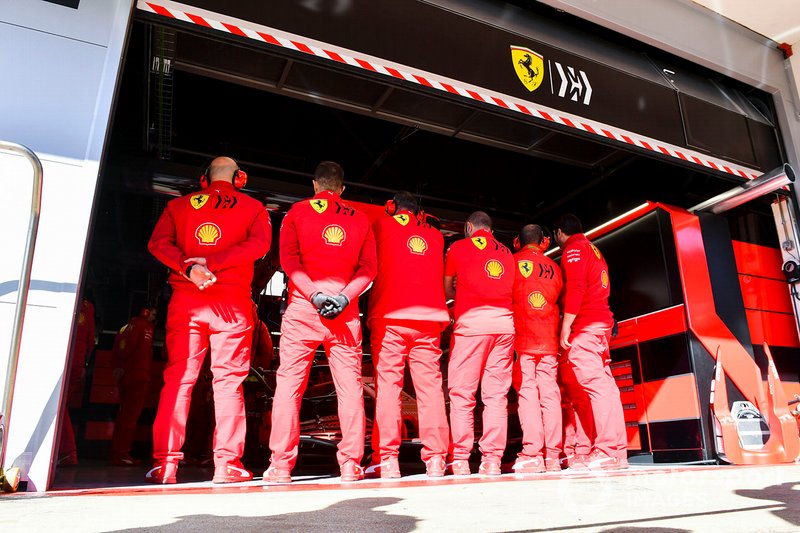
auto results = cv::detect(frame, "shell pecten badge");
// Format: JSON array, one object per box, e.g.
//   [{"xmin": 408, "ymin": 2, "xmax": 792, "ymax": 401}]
[
  {"xmin": 407, "ymin": 235, "xmax": 428, "ymax": 255},
  {"xmin": 323, "ymin": 224, "xmax": 346, "ymax": 246},
  {"xmin": 528, "ymin": 291, "xmax": 547, "ymax": 310},
  {"xmin": 511, "ymin": 46, "xmax": 544, "ymax": 92},
  {"xmin": 196, "ymin": 223, "xmax": 221, "ymax": 245},
  {"xmin": 485, "ymin": 259, "xmax": 504, "ymax": 279}
]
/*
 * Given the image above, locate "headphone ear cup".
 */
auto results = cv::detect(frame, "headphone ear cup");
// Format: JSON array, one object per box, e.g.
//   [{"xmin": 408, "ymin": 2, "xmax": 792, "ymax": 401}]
[
  {"xmin": 200, "ymin": 167, "xmax": 209, "ymax": 189},
  {"xmin": 513, "ymin": 236, "xmax": 521, "ymax": 252},
  {"xmin": 385, "ymin": 200, "xmax": 396, "ymax": 216},
  {"xmin": 233, "ymin": 169, "xmax": 247, "ymax": 189}
]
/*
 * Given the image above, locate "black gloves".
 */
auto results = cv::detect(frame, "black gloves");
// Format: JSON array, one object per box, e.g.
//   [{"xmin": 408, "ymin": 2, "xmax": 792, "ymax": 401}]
[
  {"xmin": 321, "ymin": 294, "xmax": 349, "ymax": 319},
  {"xmin": 310, "ymin": 293, "xmax": 349, "ymax": 319}
]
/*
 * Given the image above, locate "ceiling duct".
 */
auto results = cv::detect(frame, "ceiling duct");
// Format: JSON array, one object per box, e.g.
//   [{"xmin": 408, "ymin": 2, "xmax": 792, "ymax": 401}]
[{"xmin": 690, "ymin": 164, "xmax": 795, "ymax": 215}]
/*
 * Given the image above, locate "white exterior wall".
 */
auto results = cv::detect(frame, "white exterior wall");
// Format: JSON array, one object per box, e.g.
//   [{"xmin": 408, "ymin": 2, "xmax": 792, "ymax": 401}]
[{"xmin": 0, "ymin": 0, "xmax": 133, "ymax": 491}]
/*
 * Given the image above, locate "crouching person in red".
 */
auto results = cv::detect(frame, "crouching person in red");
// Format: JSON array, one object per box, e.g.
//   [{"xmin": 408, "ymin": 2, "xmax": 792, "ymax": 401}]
[{"xmin": 146, "ymin": 157, "xmax": 272, "ymax": 483}]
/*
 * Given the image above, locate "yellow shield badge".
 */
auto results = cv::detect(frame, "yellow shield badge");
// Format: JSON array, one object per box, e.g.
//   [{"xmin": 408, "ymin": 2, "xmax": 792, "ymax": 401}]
[
  {"xmin": 394, "ymin": 214, "xmax": 410, "ymax": 226},
  {"xmin": 472, "ymin": 237, "xmax": 488, "ymax": 250},
  {"xmin": 518, "ymin": 260, "xmax": 533, "ymax": 278},
  {"xmin": 511, "ymin": 46, "xmax": 544, "ymax": 92},
  {"xmin": 310, "ymin": 199, "xmax": 328, "ymax": 214},
  {"xmin": 190, "ymin": 194, "xmax": 209, "ymax": 210}
]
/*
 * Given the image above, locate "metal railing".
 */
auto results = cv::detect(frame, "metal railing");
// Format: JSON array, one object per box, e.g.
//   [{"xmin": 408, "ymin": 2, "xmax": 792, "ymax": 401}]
[{"xmin": 0, "ymin": 141, "xmax": 43, "ymax": 491}]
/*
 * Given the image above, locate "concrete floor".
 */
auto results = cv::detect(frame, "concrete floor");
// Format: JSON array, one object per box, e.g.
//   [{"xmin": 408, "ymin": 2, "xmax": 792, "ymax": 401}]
[{"xmin": 2, "ymin": 463, "xmax": 799, "ymax": 532}]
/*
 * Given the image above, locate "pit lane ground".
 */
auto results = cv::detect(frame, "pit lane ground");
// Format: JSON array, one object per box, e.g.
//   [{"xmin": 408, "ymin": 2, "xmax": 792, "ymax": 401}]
[{"xmin": 2, "ymin": 462, "xmax": 799, "ymax": 532}]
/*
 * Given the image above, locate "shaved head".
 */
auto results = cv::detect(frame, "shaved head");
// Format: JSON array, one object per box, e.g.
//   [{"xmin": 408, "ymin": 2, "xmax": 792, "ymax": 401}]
[{"xmin": 208, "ymin": 157, "xmax": 239, "ymax": 183}]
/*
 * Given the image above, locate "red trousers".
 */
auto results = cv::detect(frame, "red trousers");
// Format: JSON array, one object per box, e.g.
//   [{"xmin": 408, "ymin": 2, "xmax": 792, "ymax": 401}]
[
  {"xmin": 110, "ymin": 378, "xmax": 149, "ymax": 459},
  {"xmin": 513, "ymin": 353, "xmax": 562, "ymax": 460},
  {"xmin": 448, "ymin": 333, "xmax": 514, "ymax": 461},
  {"xmin": 152, "ymin": 292, "xmax": 252, "ymax": 468},
  {"xmin": 561, "ymin": 330, "xmax": 627, "ymax": 459},
  {"xmin": 270, "ymin": 306, "xmax": 365, "ymax": 470},
  {"xmin": 370, "ymin": 319, "xmax": 448, "ymax": 463}
]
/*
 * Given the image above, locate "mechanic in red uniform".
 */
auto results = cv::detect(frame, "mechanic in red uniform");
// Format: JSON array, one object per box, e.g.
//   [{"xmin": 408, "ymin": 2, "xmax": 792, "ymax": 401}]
[
  {"xmin": 511, "ymin": 224, "xmax": 563, "ymax": 473},
  {"xmin": 266, "ymin": 161, "xmax": 376, "ymax": 484},
  {"xmin": 109, "ymin": 306, "xmax": 157, "ymax": 465},
  {"xmin": 366, "ymin": 191, "xmax": 450, "ymax": 479},
  {"xmin": 58, "ymin": 297, "xmax": 95, "ymax": 466},
  {"xmin": 444, "ymin": 211, "xmax": 515, "ymax": 476},
  {"xmin": 147, "ymin": 157, "xmax": 272, "ymax": 484},
  {"xmin": 554, "ymin": 213, "xmax": 627, "ymax": 470}
]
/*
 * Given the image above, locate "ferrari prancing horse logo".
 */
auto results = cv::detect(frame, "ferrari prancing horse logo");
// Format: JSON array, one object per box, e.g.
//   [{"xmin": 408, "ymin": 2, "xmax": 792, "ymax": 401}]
[
  {"xmin": 190, "ymin": 194, "xmax": 209, "ymax": 210},
  {"xmin": 311, "ymin": 199, "xmax": 328, "ymax": 214},
  {"xmin": 511, "ymin": 46, "xmax": 544, "ymax": 92},
  {"xmin": 472, "ymin": 237, "xmax": 487, "ymax": 250},
  {"xmin": 518, "ymin": 260, "xmax": 533, "ymax": 278},
  {"xmin": 394, "ymin": 214, "xmax": 410, "ymax": 226}
]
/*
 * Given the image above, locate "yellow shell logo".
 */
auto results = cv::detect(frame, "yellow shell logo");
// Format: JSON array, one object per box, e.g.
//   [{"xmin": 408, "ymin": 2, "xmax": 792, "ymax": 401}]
[
  {"xmin": 591, "ymin": 244, "xmax": 603, "ymax": 260},
  {"xmin": 528, "ymin": 291, "xmax": 547, "ymax": 310},
  {"xmin": 323, "ymin": 224, "xmax": 346, "ymax": 246},
  {"xmin": 407, "ymin": 235, "xmax": 428, "ymax": 255},
  {"xmin": 472, "ymin": 237, "xmax": 487, "ymax": 250},
  {"xmin": 196, "ymin": 223, "xmax": 221, "ymax": 245},
  {"xmin": 518, "ymin": 260, "xmax": 533, "ymax": 278},
  {"xmin": 485, "ymin": 259, "xmax": 504, "ymax": 279},
  {"xmin": 190, "ymin": 194, "xmax": 209, "ymax": 210},
  {"xmin": 394, "ymin": 214, "xmax": 410, "ymax": 226},
  {"xmin": 511, "ymin": 46, "xmax": 544, "ymax": 92},
  {"xmin": 601, "ymin": 269, "xmax": 609, "ymax": 288},
  {"xmin": 310, "ymin": 199, "xmax": 328, "ymax": 214}
]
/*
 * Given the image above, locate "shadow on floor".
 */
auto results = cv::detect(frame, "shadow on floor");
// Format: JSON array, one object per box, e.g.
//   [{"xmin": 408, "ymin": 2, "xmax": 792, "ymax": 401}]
[
  {"xmin": 109, "ymin": 497, "xmax": 415, "ymax": 533},
  {"xmin": 736, "ymin": 481, "xmax": 800, "ymax": 527}
]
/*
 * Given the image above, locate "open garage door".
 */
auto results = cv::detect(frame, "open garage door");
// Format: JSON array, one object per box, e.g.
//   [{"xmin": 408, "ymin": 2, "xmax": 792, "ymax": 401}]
[{"xmin": 51, "ymin": 0, "xmax": 798, "ymax": 488}]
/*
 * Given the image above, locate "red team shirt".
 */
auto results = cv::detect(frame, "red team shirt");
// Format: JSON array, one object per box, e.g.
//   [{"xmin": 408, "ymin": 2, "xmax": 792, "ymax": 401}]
[
  {"xmin": 512, "ymin": 244, "xmax": 563, "ymax": 354},
  {"xmin": 280, "ymin": 190, "xmax": 377, "ymax": 317},
  {"xmin": 561, "ymin": 233, "xmax": 613, "ymax": 331},
  {"xmin": 444, "ymin": 228, "xmax": 515, "ymax": 335},
  {"xmin": 148, "ymin": 180, "xmax": 273, "ymax": 298},
  {"xmin": 367, "ymin": 210, "xmax": 449, "ymax": 325}
]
